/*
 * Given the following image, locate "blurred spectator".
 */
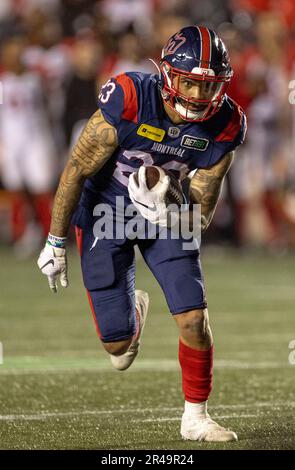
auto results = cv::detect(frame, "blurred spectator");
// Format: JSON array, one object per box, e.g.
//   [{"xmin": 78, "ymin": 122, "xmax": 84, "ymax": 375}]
[
  {"xmin": 63, "ymin": 36, "xmax": 103, "ymax": 147},
  {"xmin": 60, "ymin": 0, "xmax": 97, "ymax": 37},
  {"xmin": 22, "ymin": 8, "xmax": 71, "ymax": 153},
  {"xmin": 0, "ymin": 0, "xmax": 295, "ymax": 251},
  {"xmin": 151, "ymin": 13, "xmax": 188, "ymax": 61},
  {"xmin": 99, "ymin": 0, "xmax": 154, "ymax": 36},
  {"xmin": 0, "ymin": 36, "xmax": 57, "ymax": 256},
  {"xmin": 229, "ymin": 12, "xmax": 295, "ymax": 247},
  {"xmin": 232, "ymin": 0, "xmax": 295, "ymax": 30},
  {"xmin": 98, "ymin": 28, "xmax": 155, "ymax": 89}
]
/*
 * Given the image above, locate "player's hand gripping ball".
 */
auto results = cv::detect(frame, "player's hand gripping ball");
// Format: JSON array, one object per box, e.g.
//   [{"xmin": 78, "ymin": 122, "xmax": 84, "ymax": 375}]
[{"xmin": 128, "ymin": 166, "xmax": 184, "ymax": 226}]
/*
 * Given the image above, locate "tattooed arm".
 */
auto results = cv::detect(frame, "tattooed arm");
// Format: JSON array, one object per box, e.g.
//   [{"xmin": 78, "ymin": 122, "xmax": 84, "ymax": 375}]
[
  {"xmin": 50, "ymin": 109, "xmax": 118, "ymax": 237},
  {"xmin": 189, "ymin": 151, "xmax": 235, "ymax": 232}
]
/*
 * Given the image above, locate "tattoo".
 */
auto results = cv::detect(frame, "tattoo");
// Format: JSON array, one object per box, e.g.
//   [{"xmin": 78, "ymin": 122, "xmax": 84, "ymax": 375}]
[
  {"xmin": 190, "ymin": 151, "xmax": 235, "ymax": 231},
  {"xmin": 50, "ymin": 109, "xmax": 118, "ymax": 236}
]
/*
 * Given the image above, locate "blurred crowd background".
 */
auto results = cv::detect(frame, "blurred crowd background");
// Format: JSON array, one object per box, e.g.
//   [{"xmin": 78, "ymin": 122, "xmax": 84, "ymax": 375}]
[{"xmin": 0, "ymin": 0, "xmax": 295, "ymax": 256}]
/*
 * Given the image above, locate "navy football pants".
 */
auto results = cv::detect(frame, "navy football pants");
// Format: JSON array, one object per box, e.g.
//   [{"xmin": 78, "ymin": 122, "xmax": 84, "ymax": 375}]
[{"xmin": 75, "ymin": 208, "xmax": 207, "ymax": 343}]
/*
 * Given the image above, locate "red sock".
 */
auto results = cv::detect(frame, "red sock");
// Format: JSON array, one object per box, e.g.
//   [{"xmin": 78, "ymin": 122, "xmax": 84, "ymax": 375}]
[{"xmin": 179, "ymin": 339, "xmax": 213, "ymax": 403}]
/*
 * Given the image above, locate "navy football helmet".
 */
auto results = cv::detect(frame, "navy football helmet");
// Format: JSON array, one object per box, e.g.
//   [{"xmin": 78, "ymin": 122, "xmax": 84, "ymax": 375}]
[{"xmin": 160, "ymin": 25, "xmax": 233, "ymax": 122}]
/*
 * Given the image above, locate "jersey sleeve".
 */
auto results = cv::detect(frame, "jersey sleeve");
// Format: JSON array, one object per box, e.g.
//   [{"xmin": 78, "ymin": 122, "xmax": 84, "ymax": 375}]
[
  {"xmin": 215, "ymin": 101, "xmax": 247, "ymax": 152},
  {"xmin": 97, "ymin": 73, "xmax": 139, "ymax": 136},
  {"xmin": 206, "ymin": 100, "xmax": 247, "ymax": 167}
]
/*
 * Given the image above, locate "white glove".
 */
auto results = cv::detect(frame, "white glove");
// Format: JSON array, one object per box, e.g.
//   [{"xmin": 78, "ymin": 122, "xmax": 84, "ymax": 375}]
[
  {"xmin": 128, "ymin": 166, "xmax": 171, "ymax": 226},
  {"xmin": 37, "ymin": 243, "xmax": 68, "ymax": 293}
]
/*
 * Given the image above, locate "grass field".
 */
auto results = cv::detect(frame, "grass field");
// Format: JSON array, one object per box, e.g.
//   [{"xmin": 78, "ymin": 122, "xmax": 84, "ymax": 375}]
[{"xmin": 0, "ymin": 245, "xmax": 294, "ymax": 450}]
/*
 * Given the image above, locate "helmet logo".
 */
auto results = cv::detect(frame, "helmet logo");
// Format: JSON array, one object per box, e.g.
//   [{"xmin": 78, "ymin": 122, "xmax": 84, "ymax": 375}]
[
  {"xmin": 162, "ymin": 32, "xmax": 186, "ymax": 57},
  {"xmin": 191, "ymin": 66, "xmax": 215, "ymax": 76}
]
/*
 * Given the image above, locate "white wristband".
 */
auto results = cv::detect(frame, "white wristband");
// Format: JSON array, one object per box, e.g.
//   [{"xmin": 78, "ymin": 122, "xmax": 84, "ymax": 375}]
[{"xmin": 47, "ymin": 233, "xmax": 67, "ymax": 248}]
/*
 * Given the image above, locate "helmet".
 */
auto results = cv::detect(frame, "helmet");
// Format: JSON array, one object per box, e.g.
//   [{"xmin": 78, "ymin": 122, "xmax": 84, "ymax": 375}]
[{"xmin": 160, "ymin": 25, "xmax": 233, "ymax": 122}]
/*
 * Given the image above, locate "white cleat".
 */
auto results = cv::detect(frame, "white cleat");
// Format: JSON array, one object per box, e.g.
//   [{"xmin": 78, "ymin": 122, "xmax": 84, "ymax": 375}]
[
  {"xmin": 110, "ymin": 290, "xmax": 149, "ymax": 371},
  {"xmin": 181, "ymin": 414, "xmax": 238, "ymax": 442}
]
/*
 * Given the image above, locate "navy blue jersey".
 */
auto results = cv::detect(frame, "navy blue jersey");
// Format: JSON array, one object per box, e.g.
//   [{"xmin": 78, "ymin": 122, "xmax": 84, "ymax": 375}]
[
  {"xmin": 81, "ymin": 72, "xmax": 246, "ymax": 206},
  {"xmin": 73, "ymin": 72, "xmax": 246, "ymax": 327}
]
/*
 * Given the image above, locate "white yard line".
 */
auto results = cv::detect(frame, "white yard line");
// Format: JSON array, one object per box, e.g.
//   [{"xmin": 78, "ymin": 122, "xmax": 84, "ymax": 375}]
[
  {"xmin": 0, "ymin": 403, "xmax": 294, "ymax": 422},
  {"xmin": 139, "ymin": 414, "xmax": 258, "ymax": 423},
  {"xmin": 0, "ymin": 359, "xmax": 290, "ymax": 375}
]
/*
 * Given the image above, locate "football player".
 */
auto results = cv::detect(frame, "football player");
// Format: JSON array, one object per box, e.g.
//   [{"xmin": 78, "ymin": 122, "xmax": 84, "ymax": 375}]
[
  {"xmin": 0, "ymin": 37, "xmax": 56, "ymax": 252},
  {"xmin": 38, "ymin": 26, "xmax": 246, "ymax": 442}
]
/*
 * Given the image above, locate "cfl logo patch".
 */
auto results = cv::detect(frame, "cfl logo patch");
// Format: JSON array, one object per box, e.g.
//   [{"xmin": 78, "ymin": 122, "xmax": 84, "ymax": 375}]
[{"xmin": 288, "ymin": 339, "xmax": 295, "ymax": 365}]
